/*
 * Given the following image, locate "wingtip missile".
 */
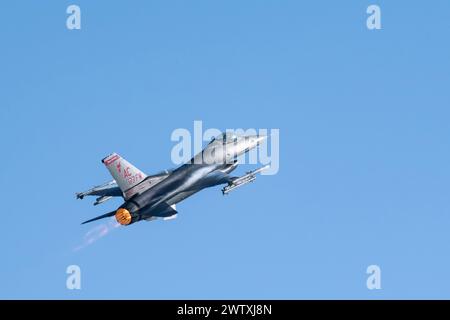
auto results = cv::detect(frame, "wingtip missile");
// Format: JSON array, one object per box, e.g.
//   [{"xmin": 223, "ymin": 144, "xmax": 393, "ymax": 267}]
[{"xmin": 222, "ymin": 165, "xmax": 270, "ymax": 195}]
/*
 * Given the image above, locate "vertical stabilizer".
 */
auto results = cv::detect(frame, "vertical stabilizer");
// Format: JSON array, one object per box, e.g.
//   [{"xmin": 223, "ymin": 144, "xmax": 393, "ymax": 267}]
[{"xmin": 102, "ymin": 153, "xmax": 147, "ymax": 196}]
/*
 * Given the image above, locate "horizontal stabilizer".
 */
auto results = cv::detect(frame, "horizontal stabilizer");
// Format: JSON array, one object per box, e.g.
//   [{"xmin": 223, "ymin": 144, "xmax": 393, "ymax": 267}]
[
  {"xmin": 81, "ymin": 210, "xmax": 116, "ymax": 225},
  {"xmin": 163, "ymin": 214, "xmax": 178, "ymax": 221},
  {"xmin": 151, "ymin": 202, "xmax": 178, "ymax": 218}
]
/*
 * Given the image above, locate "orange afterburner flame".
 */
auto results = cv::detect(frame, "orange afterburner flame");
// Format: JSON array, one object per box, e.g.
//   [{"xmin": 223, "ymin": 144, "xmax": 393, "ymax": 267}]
[{"xmin": 115, "ymin": 208, "xmax": 132, "ymax": 225}]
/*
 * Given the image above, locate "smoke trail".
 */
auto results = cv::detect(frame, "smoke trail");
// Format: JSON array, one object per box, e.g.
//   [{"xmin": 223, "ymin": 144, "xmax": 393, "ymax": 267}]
[{"xmin": 74, "ymin": 218, "xmax": 120, "ymax": 251}]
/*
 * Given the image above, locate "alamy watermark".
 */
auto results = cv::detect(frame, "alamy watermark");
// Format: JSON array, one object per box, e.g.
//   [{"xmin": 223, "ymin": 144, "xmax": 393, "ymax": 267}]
[
  {"xmin": 66, "ymin": 5, "xmax": 81, "ymax": 30},
  {"xmin": 170, "ymin": 121, "xmax": 279, "ymax": 175},
  {"xmin": 66, "ymin": 265, "xmax": 81, "ymax": 290},
  {"xmin": 367, "ymin": 5, "xmax": 382, "ymax": 30},
  {"xmin": 366, "ymin": 265, "xmax": 382, "ymax": 290}
]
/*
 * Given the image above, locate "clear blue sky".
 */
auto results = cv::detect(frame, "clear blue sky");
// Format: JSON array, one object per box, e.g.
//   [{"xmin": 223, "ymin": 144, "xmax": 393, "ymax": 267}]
[{"xmin": 1, "ymin": 1, "xmax": 449, "ymax": 299}]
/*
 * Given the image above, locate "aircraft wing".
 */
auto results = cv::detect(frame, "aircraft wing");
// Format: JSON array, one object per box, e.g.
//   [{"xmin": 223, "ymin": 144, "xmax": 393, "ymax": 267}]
[{"xmin": 76, "ymin": 180, "xmax": 122, "ymax": 206}]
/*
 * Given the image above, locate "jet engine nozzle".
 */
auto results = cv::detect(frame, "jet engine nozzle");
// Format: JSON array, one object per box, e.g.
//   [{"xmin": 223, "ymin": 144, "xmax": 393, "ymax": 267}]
[{"xmin": 115, "ymin": 208, "xmax": 132, "ymax": 226}]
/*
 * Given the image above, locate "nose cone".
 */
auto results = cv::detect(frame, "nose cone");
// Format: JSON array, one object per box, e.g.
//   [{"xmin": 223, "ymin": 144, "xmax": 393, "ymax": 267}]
[
  {"xmin": 219, "ymin": 134, "xmax": 268, "ymax": 160},
  {"xmin": 255, "ymin": 135, "xmax": 267, "ymax": 145},
  {"xmin": 248, "ymin": 135, "xmax": 267, "ymax": 147},
  {"xmin": 238, "ymin": 135, "xmax": 267, "ymax": 156}
]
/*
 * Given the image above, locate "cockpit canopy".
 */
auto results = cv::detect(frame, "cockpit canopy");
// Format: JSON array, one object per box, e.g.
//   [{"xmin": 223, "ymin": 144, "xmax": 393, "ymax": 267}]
[{"xmin": 211, "ymin": 132, "xmax": 240, "ymax": 144}]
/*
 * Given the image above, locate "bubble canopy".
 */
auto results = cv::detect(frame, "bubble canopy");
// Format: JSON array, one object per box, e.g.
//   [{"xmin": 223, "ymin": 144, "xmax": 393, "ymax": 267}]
[{"xmin": 212, "ymin": 132, "xmax": 239, "ymax": 143}]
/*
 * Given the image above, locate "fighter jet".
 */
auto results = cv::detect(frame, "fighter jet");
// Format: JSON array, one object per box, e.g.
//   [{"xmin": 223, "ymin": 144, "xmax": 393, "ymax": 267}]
[{"xmin": 77, "ymin": 132, "xmax": 269, "ymax": 226}]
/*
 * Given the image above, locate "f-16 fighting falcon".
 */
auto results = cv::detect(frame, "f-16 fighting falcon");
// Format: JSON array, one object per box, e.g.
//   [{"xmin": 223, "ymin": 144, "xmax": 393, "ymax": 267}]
[{"xmin": 77, "ymin": 133, "xmax": 269, "ymax": 226}]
